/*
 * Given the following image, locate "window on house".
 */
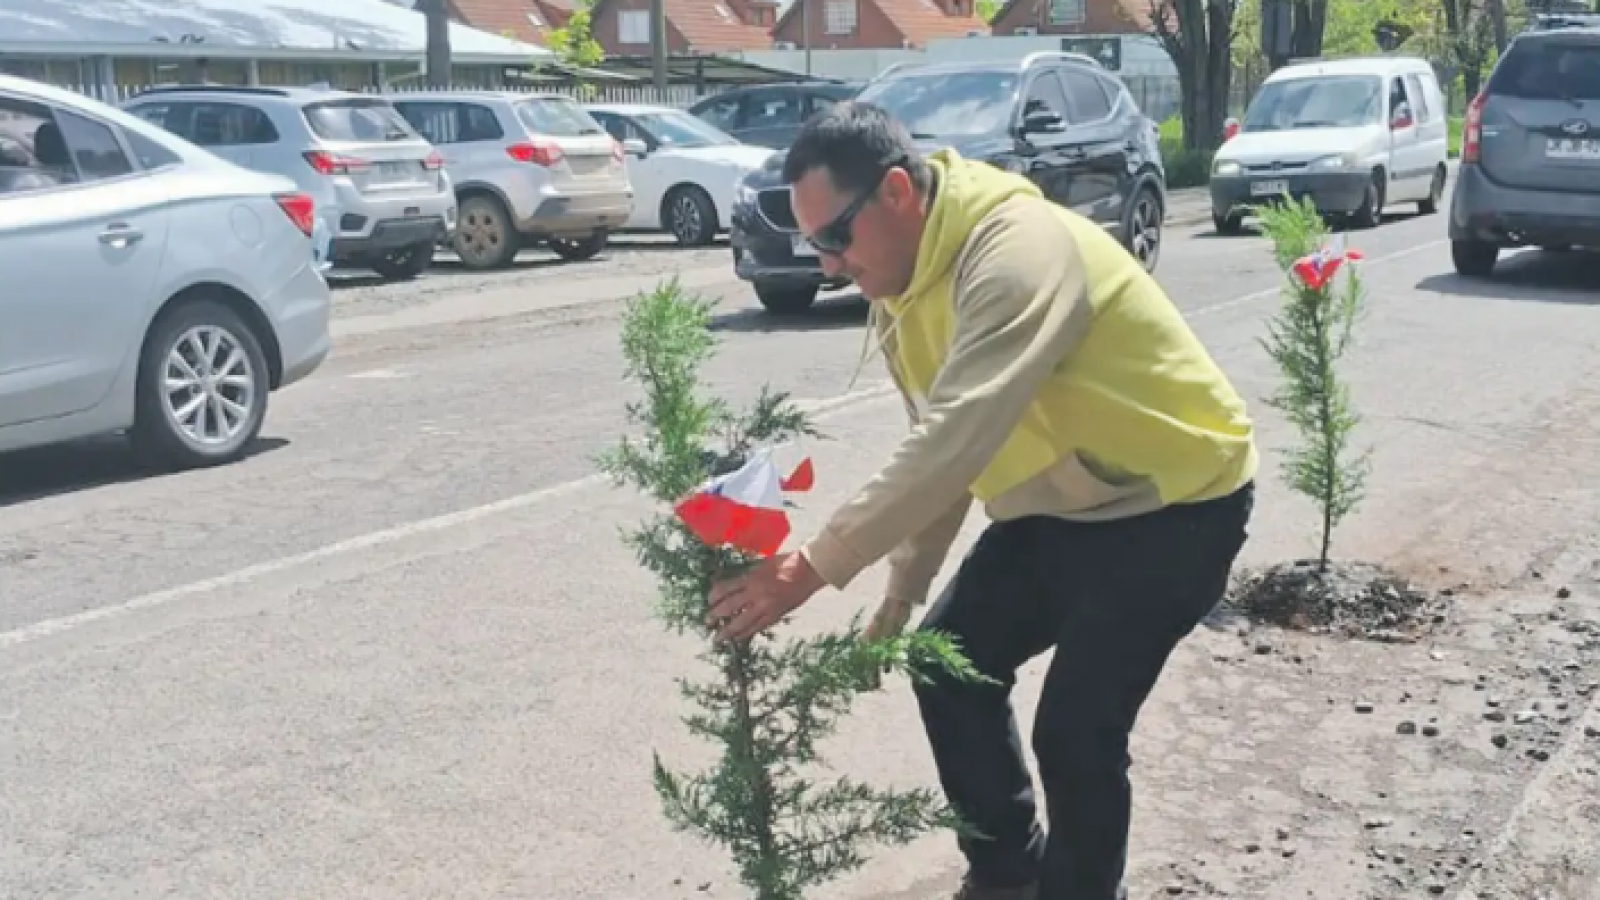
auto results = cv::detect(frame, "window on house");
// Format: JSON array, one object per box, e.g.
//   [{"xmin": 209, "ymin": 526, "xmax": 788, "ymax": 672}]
[
  {"xmin": 619, "ymin": 9, "xmax": 651, "ymax": 44},
  {"xmin": 1045, "ymin": 0, "xmax": 1085, "ymax": 25},
  {"xmin": 824, "ymin": 0, "xmax": 857, "ymax": 35}
]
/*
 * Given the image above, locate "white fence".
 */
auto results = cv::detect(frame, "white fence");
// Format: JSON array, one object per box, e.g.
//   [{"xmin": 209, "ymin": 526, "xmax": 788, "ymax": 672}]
[{"xmin": 62, "ymin": 81, "xmax": 710, "ymax": 109}]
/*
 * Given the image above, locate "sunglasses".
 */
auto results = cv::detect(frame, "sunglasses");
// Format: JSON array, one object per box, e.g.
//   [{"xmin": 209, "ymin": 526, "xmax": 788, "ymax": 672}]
[{"xmin": 803, "ymin": 157, "xmax": 908, "ymax": 256}]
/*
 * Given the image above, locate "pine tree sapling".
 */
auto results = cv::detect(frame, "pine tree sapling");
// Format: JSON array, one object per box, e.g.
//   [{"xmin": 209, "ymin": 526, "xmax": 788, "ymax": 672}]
[
  {"xmin": 1254, "ymin": 197, "xmax": 1371, "ymax": 572},
  {"xmin": 598, "ymin": 279, "xmax": 986, "ymax": 900}
]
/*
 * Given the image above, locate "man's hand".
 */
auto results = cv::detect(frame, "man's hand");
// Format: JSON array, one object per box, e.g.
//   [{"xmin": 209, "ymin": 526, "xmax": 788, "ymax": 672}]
[
  {"xmin": 864, "ymin": 595, "xmax": 915, "ymax": 642},
  {"xmin": 706, "ymin": 551, "xmax": 826, "ymax": 641}
]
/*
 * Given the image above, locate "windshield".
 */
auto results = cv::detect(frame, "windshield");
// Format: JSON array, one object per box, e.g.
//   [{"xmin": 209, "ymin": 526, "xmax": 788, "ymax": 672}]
[
  {"xmin": 1488, "ymin": 40, "xmax": 1600, "ymax": 101},
  {"xmin": 516, "ymin": 98, "xmax": 604, "ymax": 137},
  {"xmin": 1242, "ymin": 75, "xmax": 1383, "ymax": 132},
  {"xmin": 856, "ymin": 70, "xmax": 1018, "ymax": 138},
  {"xmin": 634, "ymin": 110, "xmax": 738, "ymax": 147},
  {"xmin": 302, "ymin": 100, "xmax": 417, "ymax": 142}
]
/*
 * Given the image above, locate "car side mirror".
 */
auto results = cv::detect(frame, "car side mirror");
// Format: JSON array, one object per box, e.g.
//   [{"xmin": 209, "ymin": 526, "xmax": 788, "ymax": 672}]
[
  {"xmin": 623, "ymin": 138, "xmax": 649, "ymax": 157},
  {"xmin": 1019, "ymin": 110, "xmax": 1066, "ymax": 137},
  {"xmin": 1390, "ymin": 104, "xmax": 1414, "ymax": 130}
]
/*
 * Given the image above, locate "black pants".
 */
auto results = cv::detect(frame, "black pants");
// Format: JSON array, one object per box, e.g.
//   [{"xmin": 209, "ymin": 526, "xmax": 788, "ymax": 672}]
[{"xmin": 912, "ymin": 483, "xmax": 1254, "ymax": 899}]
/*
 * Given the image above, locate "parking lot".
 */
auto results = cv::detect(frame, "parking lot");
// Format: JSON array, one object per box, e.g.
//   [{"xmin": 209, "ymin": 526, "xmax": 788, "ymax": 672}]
[{"xmin": 5, "ymin": 193, "xmax": 1600, "ymax": 899}]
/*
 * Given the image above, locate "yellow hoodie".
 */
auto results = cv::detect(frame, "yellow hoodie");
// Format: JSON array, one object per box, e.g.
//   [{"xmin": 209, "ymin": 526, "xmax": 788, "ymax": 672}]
[{"xmin": 800, "ymin": 149, "xmax": 1258, "ymax": 605}]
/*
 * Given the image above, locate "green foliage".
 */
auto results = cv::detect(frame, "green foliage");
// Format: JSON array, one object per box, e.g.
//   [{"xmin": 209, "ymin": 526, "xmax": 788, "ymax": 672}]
[
  {"xmin": 1253, "ymin": 197, "xmax": 1371, "ymax": 573},
  {"xmin": 598, "ymin": 278, "xmax": 987, "ymax": 900},
  {"xmin": 976, "ymin": 0, "xmax": 1000, "ymax": 22},
  {"xmin": 543, "ymin": 0, "xmax": 605, "ymax": 99},
  {"xmin": 1159, "ymin": 116, "xmax": 1212, "ymax": 189}
]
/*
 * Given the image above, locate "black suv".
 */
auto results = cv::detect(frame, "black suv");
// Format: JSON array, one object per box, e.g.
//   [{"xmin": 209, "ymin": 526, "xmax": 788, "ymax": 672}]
[
  {"xmin": 1449, "ymin": 25, "xmax": 1600, "ymax": 277},
  {"xmin": 728, "ymin": 53, "xmax": 1169, "ymax": 313}
]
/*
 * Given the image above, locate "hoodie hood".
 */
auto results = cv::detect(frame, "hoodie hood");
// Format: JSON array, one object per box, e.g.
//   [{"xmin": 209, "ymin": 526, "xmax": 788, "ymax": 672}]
[{"xmin": 886, "ymin": 148, "xmax": 1043, "ymax": 316}]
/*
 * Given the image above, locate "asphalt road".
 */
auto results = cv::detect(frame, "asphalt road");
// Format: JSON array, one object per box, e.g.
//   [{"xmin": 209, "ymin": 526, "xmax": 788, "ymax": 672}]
[{"xmin": 3, "ymin": 197, "xmax": 1599, "ymax": 900}]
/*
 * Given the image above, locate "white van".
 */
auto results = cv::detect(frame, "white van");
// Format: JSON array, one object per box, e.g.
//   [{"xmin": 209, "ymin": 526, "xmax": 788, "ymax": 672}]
[{"xmin": 1208, "ymin": 56, "xmax": 1451, "ymax": 233}]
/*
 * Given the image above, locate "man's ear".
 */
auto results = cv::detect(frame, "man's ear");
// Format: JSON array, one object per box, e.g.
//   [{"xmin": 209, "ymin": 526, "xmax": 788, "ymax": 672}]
[{"xmin": 882, "ymin": 166, "xmax": 918, "ymax": 212}]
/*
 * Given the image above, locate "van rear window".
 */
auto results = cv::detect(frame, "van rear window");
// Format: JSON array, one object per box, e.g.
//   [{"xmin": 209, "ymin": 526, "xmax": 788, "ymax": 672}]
[
  {"xmin": 303, "ymin": 99, "xmax": 418, "ymax": 142},
  {"xmin": 1489, "ymin": 40, "xmax": 1600, "ymax": 100}
]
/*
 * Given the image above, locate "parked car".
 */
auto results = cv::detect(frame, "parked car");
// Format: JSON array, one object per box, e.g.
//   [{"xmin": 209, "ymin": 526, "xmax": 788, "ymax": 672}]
[
  {"xmin": 1209, "ymin": 56, "xmax": 1450, "ymax": 233},
  {"xmin": 0, "ymin": 75, "xmax": 331, "ymax": 468},
  {"xmin": 729, "ymin": 53, "xmax": 1168, "ymax": 313},
  {"xmin": 1449, "ymin": 26, "xmax": 1600, "ymax": 277},
  {"xmin": 584, "ymin": 103, "xmax": 774, "ymax": 246},
  {"xmin": 687, "ymin": 81, "xmax": 861, "ymax": 150},
  {"xmin": 389, "ymin": 91, "xmax": 633, "ymax": 270},
  {"xmin": 122, "ymin": 85, "xmax": 456, "ymax": 281}
]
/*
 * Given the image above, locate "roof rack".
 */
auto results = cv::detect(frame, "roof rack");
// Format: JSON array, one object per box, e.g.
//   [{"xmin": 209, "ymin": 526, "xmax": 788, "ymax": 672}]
[
  {"xmin": 128, "ymin": 84, "xmax": 293, "ymax": 99},
  {"xmin": 1019, "ymin": 51, "xmax": 1102, "ymax": 70}
]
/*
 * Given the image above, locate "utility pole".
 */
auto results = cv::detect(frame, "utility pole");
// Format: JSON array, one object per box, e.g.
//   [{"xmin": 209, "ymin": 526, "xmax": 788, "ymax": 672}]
[
  {"xmin": 650, "ymin": 0, "xmax": 668, "ymax": 97},
  {"xmin": 420, "ymin": 0, "xmax": 452, "ymax": 88},
  {"xmin": 802, "ymin": 0, "xmax": 812, "ymax": 78}
]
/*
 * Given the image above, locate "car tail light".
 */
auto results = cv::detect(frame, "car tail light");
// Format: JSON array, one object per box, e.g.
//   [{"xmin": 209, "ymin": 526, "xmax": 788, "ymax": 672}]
[
  {"xmin": 423, "ymin": 149, "xmax": 444, "ymax": 170},
  {"xmin": 303, "ymin": 150, "xmax": 369, "ymax": 175},
  {"xmin": 274, "ymin": 192, "xmax": 316, "ymax": 238},
  {"xmin": 506, "ymin": 140, "xmax": 563, "ymax": 166},
  {"xmin": 1222, "ymin": 117, "xmax": 1240, "ymax": 142},
  {"xmin": 1462, "ymin": 92, "xmax": 1487, "ymax": 163}
]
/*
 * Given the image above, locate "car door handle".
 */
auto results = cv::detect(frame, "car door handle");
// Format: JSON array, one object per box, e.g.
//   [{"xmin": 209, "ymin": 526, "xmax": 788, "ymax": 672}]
[{"xmin": 99, "ymin": 224, "xmax": 144, "ymax": 247}]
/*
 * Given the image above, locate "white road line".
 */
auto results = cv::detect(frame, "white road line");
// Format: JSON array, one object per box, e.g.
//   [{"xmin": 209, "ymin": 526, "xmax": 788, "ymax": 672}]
[
  {"xmin": 0, "ymin": 383, "xmax": 894, "ymax": 650},
  {"xmin": 0, "ymin": 236, "xmax": 1446, "ymax": 650}
]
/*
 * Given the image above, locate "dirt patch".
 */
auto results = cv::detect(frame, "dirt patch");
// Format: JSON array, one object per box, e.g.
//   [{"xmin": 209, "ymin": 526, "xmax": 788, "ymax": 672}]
[{"xmin": 1222, "ymin": 559, "xmax": 1451, "ymax": 642}]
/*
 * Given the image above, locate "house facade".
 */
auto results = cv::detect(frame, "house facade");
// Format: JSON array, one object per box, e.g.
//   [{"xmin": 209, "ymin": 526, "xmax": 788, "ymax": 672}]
[
  {"xmin": 589, "ymin": 0, "xmax": 774, "ymax": 56},
  {"xmin": 987, "ymin": 0, "xmax": 1150, "ymax": 36},
  {"xmin": 443, "ymin": 0, "xmax": 576, "ymax": 46},
  {"xmin": 770, "ymin": 0, "xmax": 988, "ymax": 50}
]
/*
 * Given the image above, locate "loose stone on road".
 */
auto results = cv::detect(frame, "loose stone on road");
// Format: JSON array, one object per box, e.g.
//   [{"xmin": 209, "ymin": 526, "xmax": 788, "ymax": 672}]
[{"xmin": 3, "ymin": 213, "xmax": 1598, "ymax": 900}]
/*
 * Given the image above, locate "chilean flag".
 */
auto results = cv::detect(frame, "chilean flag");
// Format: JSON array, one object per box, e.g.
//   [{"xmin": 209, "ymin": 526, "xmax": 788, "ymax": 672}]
[
  {"xmin": 675, "ymin": 451, "xmax": 815, "ymax": 558},
  {"xmin": 1292, "ymin": 237, "xmax": 1364, "ymax": 291}
]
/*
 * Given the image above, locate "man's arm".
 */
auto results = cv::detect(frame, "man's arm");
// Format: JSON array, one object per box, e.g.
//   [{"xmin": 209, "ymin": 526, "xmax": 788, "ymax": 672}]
[{"xmin": 800, "ymin": 199, "xmax": 1094, "ymax": 590}]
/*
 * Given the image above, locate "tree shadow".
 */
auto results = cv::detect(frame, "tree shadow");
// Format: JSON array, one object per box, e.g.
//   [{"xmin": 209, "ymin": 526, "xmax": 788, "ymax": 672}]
[
  {"xmin": 0, "ymin": 435, "xmax": 288, "ymax": 508},
  {"xmin": 709, "ymin": 293, "xmax": 869, "ymax": 334},
  {"xmin": 1415, "ymin": 248, "xmax": 1600, "ymax": 305}
]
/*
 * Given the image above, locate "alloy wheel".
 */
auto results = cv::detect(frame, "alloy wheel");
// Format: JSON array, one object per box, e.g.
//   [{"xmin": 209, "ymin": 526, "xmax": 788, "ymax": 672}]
[
  {"xmin": 671, "ymin": 193, "xmax": 704, "ymax": 244},
  {"xmin": 1129, "ymin": 193, "xmax": 1162, "ymax": 270},
  {"xmin": 162, "ymin": 325, "xmax": 257, "ymax": 446},
  {"xmin": 458, "ymin": 204, "xmax": 506, "ymax": 266}
]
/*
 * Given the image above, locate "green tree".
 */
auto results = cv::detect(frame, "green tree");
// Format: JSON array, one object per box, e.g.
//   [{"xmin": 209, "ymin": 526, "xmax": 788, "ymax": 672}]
[
  {"xmin": 544, "ymin": 0, "xmax": 605, "ymax": 98},
  {"xmin": 976, "ymin": 0, "xmax": 1001, "ymax": 22},
  {"xmin": 1254, "ymin": 199, "xmax": 1371, "ymax": 573},
  {"xmin": 597, "ymin": 279, "xmax": 986, "ymax": 900}
]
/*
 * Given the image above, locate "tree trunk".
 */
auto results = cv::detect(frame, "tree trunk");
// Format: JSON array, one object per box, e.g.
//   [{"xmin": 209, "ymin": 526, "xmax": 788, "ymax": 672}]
[
  {"xmin": 1289, "ymin": 0, "xmax": 1326, "ymax": 60},
  {"xmin": 1153, "ymin": 0, "xmax": 1234, "ymax": 154},
  {"xmin": 422, "ymin": 0, "xmax": 452, "ymax": 89}
]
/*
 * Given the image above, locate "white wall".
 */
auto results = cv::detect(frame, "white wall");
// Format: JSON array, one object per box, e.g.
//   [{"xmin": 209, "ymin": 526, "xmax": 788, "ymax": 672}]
[{"xmin": 730, "ymin": 47, "xmax": 922, "ymax": 82}]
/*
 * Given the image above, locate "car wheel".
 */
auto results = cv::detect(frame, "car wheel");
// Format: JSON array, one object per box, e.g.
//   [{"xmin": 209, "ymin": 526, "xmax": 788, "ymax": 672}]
[
  {"xmin": 664, "ymin": 185, "xmax": 719, "ymax": 247},
  {"xmin": 132, "ymin": 298, "xmax": 269, "ymax": 470},
  {"xmin": 1352, "ymin": 172, "xmax": 1384, "ymax": 230},
  {"xmin": 1212, "ymin": 212, "xmax": 1244, "ymax": 236},
  {"xmin": 1123, "ymin": 185, "xmax": 1163, "ymax": 272},
  {"xmin": 1452, "ymin": 239, "xmax": 1499, "ymax": 278},
  {"xmin": 548, "ymin": 231, "xmax": 608, "ymax": 262},
  {"xmin": 755, "ymin": 282, "xmax": 819, "ymax": 314},
  {"xmin": 455, "ymin": 194, "xmax": 521, "ymax": 270},
  {"xmin": 370, "ymin": 242, "xmax": 434, "ymax": 280},
  {"xmin": 1418, "ymin": 165, "xmax": 1446, "ymax": 215}
]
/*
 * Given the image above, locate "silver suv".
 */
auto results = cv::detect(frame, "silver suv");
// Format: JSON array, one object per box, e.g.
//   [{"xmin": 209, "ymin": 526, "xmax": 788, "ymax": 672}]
[
  {"xmin": 1450, "ymin": 26, "xmax": 1600, "ymax": 276},
  {"xmin": 390, "ymin": 92, "xmax": 632, "ymax": 270},
  {"xmin": 123, "ymin": 86, "xmax": 457, "ymax": 281}
]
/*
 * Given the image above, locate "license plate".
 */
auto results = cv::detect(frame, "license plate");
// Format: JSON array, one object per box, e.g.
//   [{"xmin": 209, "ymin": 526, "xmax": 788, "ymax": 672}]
[
  {"xmin": 371, "ymin": 161, "xmax": 416, "ymax": 183},
  {"xmin": 1545, "ymin": 137, "xmax": 1600, "ymax": 160},
  {"xmin": 1250, "ymin": 179, "xmax": 1289, "ymax": 197},
  {"xmin": 791, "ymin": 235, "xmax": 818, "ymax": 258}
]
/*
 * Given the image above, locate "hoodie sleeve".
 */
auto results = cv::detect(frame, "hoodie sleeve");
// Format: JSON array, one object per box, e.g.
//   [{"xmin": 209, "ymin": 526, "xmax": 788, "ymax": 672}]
[{"xmin": 800, "ymin": 197, "xmax": 1094, "ymax": 590}]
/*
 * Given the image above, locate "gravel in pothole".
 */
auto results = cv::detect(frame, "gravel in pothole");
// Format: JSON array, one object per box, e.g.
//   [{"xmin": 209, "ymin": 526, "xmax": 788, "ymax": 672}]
[{"xmin": 1221, "ymin": 559, "xmax": 1450, "ymax": 642}]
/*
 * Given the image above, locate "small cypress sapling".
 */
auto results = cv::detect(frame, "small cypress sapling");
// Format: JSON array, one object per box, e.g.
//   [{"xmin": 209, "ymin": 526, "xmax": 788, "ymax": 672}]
[
  {"xmin": 1254, "ymin": 197, "xmax": 1372, "ymax": 573},
  {"xmin": 597, "ymin": 278, "xmax": 986, "ymax": 900}
]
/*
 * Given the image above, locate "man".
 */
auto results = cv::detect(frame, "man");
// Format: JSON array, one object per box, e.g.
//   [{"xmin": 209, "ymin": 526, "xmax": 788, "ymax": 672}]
[{"xmin": 706, "ymin": 103, "xmax": 1257, "ymax": 900}]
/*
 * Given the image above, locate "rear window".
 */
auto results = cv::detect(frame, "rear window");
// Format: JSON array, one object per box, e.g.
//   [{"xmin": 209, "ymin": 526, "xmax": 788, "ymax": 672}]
[
  {"xmin": 514, "ymin": 98, "xmax": 603, "ymax": 137},
  {"xmin": 1488, "ymin": 39, "xmax": 1600, "ymax": 100},
  {"xmin": 302, "ymin": 99, "xmax": 418, "ymax": 142}
]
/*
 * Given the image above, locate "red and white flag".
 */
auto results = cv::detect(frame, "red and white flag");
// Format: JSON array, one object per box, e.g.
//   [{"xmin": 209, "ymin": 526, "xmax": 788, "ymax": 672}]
[{"xmin": 675, "ymin": 451, "xmax": 814, "ymax": 558}]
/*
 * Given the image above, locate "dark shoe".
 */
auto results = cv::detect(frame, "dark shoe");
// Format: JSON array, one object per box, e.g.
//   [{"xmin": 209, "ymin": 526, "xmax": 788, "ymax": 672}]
[{"xmin": 952, "ymin": 874, "xmax": 1038, "ymax": 900}]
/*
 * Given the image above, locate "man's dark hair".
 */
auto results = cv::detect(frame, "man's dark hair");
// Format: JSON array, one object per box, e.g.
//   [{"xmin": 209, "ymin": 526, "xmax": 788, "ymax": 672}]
[{"xmin": 781, "ymin": 101, "xmax": 932, "ymax": 196}]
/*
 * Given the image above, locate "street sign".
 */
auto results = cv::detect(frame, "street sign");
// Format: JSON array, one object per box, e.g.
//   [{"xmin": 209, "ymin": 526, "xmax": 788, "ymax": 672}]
[{"xmin": 1059, "ymin": 36, "xmax": 1121, "ymax": 71}]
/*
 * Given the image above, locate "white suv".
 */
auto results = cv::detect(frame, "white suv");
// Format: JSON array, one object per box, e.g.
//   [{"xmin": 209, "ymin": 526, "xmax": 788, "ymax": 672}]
[
  {"xmin": 124, "ymin": 86, "xmax": 458, "ymax": 281},
  {"xmin": 391, "ymin": 92, "xmax": 632, "ymax": 270}
]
